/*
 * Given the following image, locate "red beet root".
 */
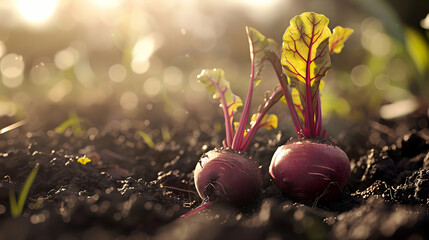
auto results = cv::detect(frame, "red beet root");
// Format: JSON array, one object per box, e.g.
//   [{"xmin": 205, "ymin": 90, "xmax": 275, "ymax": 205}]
[
  {"xmin": 185, "ymin": 28, "xmax": 281, "ymax": 217},
  {"xmin": 194, "ymin": 148, "xmax": 262, "ymax": 206},
  {"xmin": 269, "ymin": 141, "xmax": 351, "ymax": 203}
]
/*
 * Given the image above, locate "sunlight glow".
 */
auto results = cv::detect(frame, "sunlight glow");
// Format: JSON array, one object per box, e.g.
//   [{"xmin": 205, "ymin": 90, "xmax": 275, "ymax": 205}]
[
  {"xmin": 1, "ymin": 53, "xmax": 25, "ymax": 79},
  {"xmin": 48, "ymin": 79, "xmax": 72, "ymax": 102},
  {"xmin": 54, "ymin": 47, "xmax": 79, "ymax": 70},
  {"xmin": 143, "ymin": 77, "xmax": 162, "ymax": 97},
  {"xmin": 120, "ymin": 92, "xmax": 139, "ymax": 110},
  {"xmin": 236, "ymin": 0, "xmax": 278, "ymax": 6},
  {"xmin": 109, "ymin": 64, "xmax": 127, "ymax": 83},
  {"xmin": 132, "ymin": 35, "xmax": 156, "ymax": 61},
  {"xmin": 0, "ymin": 41, "xmax": 6, "ymax": 59},
  {"xmin": 421, "ymin": 13, "xmax": 429, "ymax": 30},
  {"xmin": 89, "ymin": 0, "xmax": 121, "ymax": 9},
  {"xmin": 17, "ymin": 0, "xmax": 58, "ymax": 23},
  {"xmin": 380, "ymin": 98, "xmax": 418, "ymax": 120}
]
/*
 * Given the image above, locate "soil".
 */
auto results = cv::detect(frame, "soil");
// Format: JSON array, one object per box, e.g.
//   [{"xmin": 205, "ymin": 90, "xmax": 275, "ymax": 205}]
[{"xmin": 0, "ymin": 101, "xmax": 428, "ymax": 240}]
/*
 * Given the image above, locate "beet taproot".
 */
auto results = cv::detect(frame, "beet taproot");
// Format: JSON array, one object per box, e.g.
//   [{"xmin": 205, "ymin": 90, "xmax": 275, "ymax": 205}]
[
  {"xmin": 268, "ymin": 12, "xmax": 354, "ymax": 203},
  {"xmin": 194, "ymin": 148, "xmax": 262, "ymax": 206},
  {"xmin": 269, "ymin": 141, "xmax": 351, "ymax": 202}
]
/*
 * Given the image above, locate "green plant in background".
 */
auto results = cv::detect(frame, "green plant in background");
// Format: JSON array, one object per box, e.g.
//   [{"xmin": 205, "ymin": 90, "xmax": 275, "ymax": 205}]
[
  {"xmin": 348, "ymin": 0, "xmax": 429, "ymax": 120},
  {"xmin": 9, "ymin": 163, "xmax": 39, "ymax": 218},
  {"xmin": 161, "ymin": 126, "xmax": 171, "ymax": 142},
  {"xmin": 55, "ymin": 111, "xmax": 86, "ymax": 138},
  {"xmin": 137, "ymin": 130, "xmax": 155, "ymax": 148}
]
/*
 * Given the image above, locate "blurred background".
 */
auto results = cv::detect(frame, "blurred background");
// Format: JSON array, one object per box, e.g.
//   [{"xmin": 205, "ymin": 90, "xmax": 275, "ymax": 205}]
[{"xmin": 0, "ymin": 0, "xmax": 428, "ymax": 135}]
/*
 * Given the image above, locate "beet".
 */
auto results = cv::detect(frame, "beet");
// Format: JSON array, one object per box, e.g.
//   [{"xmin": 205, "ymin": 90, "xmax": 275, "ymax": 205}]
[
  {"xmin": 269, "ymin": 13, "xmax": 353, "ymax": 203},
  {"xmin": 269, "ymin": 140, "xmax": 351, "ymax": 202},
  {"xmin": 194, "ymin": 148, "xmax": 262, "ymax": 206},
  {"xmin": 186, "ymin": 28, "xmax": 281, "ymax": 215}
]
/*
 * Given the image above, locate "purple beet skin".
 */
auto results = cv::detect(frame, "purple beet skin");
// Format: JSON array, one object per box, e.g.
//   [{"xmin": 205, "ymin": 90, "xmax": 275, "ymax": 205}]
[
  {"xmin": 269, "ymin": 141, "xmax": 351, "ymax": 202},
  {"xmin": 194, "ymin": 148, "xmax": 262, "ymax": 206}
]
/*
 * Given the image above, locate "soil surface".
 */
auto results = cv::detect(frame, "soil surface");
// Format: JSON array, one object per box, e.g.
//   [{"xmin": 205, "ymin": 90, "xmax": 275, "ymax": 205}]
[{"xmin": 0, "ymin": 102, "xmax": 428, "ymax": 240}]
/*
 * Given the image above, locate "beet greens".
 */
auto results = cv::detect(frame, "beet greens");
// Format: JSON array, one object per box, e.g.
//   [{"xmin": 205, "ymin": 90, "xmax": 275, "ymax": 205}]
[
  {"xmin": 183, "ymin": 27, "xmax": 283, "ymax": 217},
  {"xmin": 274, "ymin": 12, "xmax": 354, "ymax": 138},
  {"xmin": 269, "ymin": 12, "xmax": 354, "ymax": 203},
  {"xmin": 197, "ymin": 27, "xmax": 281, "ymax": 152}
]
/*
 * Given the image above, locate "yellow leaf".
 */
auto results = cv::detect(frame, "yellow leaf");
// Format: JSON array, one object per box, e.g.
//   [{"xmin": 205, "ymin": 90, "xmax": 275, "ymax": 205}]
[
  {"xmin": 251, "ymin": 113, "xmax": 278, "ymax": 130},
  {"xmin": 291, "ymin": 87, "xmax": 301, "ymax": 105},
  {"xmin": 77, "ymin": 156, "xmax": 92, "ymax": 165},
  {"xmin": 329, "ymin": 26, "xmax": 354, "ymax": 54},
  {"xmin": 281, "ymin": 12, "xmax": 332, "ymax": 85},
  {"xmin": 263, "ymin": 114, "xmax": 278, "ymax": 130},
  {"xmin": 405, "ymin": 27, "xmax": 429, "ymax": 75},
  {"xmin": 234, "ymin": 121, "xmax": 248, "ymax": 137},
  {"xmin": 198, "ymin": 69, "xmax": 243, "ymax": 116},
  {"xmin": 319, "ymin": 80, "xmax": 325, "ymax": 92}
]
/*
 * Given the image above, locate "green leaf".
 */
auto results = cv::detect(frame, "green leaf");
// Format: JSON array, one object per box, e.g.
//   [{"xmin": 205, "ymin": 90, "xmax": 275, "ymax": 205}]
[
  {"xmin": 197, "ymin": 69, "xmax": 243, "ymax": 117},
  {"xmin": 330, "ymin": 26, "xmax": 354, "ymax": 54},
  {"xmin": 246, "ymin": 26, "xmax": 269, "ymax": 88},
  {"xmin": 281, "ymin": 11, "xmax": 332, "ymax": 110},
  {"xmin": 161, "ymin": 126, "xmax": 171, "ymax": 142},
  {"xmin": 281, "ymin": 12, "xmax": 332, "ymax": 138},
  {"xmin": 137, "ymin": 130, "xmax": 155, "ymax": 148},
  {"xmin": 55, "ymin": 111, "xmax": 85, "ymax": 138},
  {"xmin": 281, "ymin": 12, "xmax": 332, "ymax": 87},
  {"xmin": 10, "ymin": 164, "xmax": 39, "ymax": 217},
  {"xmin": 405, "ymin": 27, "xmax": 429, "ymax": 76},
  {"xmin": 231, "ymin": 27, "xmax": 270, "ymax": 150}
]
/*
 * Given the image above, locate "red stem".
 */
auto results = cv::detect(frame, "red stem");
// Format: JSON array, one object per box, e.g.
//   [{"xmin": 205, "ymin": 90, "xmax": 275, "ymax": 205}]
[
  {"xmin": 304, "ymin": 24, "xmax": 316, "ymax": 138},
  {"xmin": 211, "ymin": 78, "xmax": 234, "ymax": 147},
  {"xmin": 315, "ymin": 92, "xmax": 323, "ymax": 136},
  {"xmin": 267, "ymin": 52, "xmax": 303, "ymax": 138},
  {"xmin": 180, "ymin": 200, "xmax": 216, "ymax": 218},
  {"xmin": 240, "ymin": 89, "xmax": 282, "ymax": 152},
  {"xmin": 232, "ymin": 28, "xmax": 257, "ymax": 150}
]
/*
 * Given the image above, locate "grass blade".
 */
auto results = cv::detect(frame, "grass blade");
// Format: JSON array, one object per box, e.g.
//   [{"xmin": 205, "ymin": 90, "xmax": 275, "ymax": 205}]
[{"xmin": 10, "ymin": 163, "xmax": 39, "ymax": 218}]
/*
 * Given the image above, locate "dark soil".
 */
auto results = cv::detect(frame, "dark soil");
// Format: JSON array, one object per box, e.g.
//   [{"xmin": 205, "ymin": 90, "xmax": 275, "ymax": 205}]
[{"xmin": 0, "ymin": 102, "xmax": 428, "ymax": 240}]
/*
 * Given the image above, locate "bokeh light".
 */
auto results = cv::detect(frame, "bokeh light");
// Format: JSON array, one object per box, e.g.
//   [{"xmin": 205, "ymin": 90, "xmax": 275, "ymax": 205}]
[
  {"xmin": 120, "ymin": 92, "xmax": 139, "ymax": 111},
  {"xmin": 420, "ymin": 13, "xmax": 429, "ymax": 29},
  {"xmin": 30, "ymin": 62, "xmax": 51, "ymax": 85},
  {"xmin": 1, "ymin": 53, "xmax": 25, "ymax": 88},
  {"xmin": 48, "ymin": 79, "xmax": 72, "ymax": 102},
  {"xmin": 1, "ymin": 53, "xmax": 24, "ymax": 79},
  {"xmin": 361, "ymin": 18, "xmax": 392, "ymax": 57},
  {"xmin": 143, "ymin": 77, "xmax": 162, "ymax": 98},
  {"xmin": 351, "ymin": 65, "xmax": 372, "ymax": 87},
  {"xmin": 374, "ymin": 74, "xmax": 390, "ymax": 91},
  {"xmin": 131, "ymin": 58, "xmax": 150, "ymax": 75},
  {"xmin": 17, "ymin": 0, "xmax": 58, "ymax": 24},
  {"xmin": 0, "ymin": 41, "xmax": 6, "ymax": 58},
  {"xmin": 163, "ymin": 66, "xmax": 183, "ymax": 92},
  {"xmin": 54, "ymin": 47, "xmax": 79, "ymax": 70},
  {"xmin": 109, "ymin": 64, "xmax": 127, "ymax": 83},
  {"xmin": 0, "ymin": 99, "xmax": 17, "ymax": 117},
  {"xmin": 0, "ymin": 0, "xmax": 425, "ymax": 123}
]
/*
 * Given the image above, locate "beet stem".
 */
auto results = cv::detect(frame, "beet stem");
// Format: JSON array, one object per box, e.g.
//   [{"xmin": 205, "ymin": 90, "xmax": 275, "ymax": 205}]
[
  {"xmin": 162, "ymin": 186, "xmax": 198, "ymax": 195},
  {"xmin": 180, "ymin": 200, "xmax": 217, "ymax": 218},
  {"xmin": 232, "ymin": 30, "xmax": 258, "ymax": 150}
]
